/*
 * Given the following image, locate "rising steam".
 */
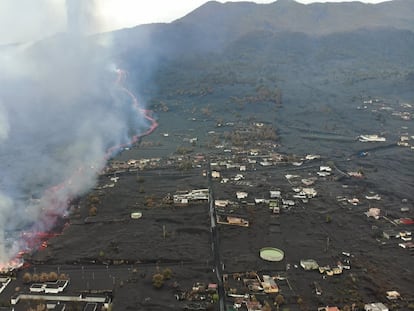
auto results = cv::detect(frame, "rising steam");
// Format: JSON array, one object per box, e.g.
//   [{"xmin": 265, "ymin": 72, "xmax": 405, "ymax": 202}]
[{"xmin": 0, "ymin": 0, "xmax": 147, "ymax": 264}]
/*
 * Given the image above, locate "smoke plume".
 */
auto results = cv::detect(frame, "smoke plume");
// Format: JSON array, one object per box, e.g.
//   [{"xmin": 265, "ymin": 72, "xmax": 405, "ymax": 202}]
[{"xmin": 0, "ymin": 1, "xmax": 146, "ymax": 264}]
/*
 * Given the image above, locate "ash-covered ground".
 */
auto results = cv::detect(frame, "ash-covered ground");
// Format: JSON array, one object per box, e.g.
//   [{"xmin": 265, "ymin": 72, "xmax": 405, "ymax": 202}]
[{"xmin": 24, "ymin": 79, "xmax": 413, "ymax": 310}]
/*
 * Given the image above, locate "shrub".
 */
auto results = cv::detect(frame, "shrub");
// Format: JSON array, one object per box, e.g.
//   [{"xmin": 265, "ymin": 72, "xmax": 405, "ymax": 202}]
[
  {"xmin": 162, "ymin": 268, "xmax": 172, "ymax": 280},
  {"xmin": 59, "ymin": 273, "xmax": 68, "ymax": 280},
  {"xmin": 48, "ymin": 272, "xmax": 58, "ymax": 282},
  {"xmin": 22, "ymin": 272, "xmax": 32, "ymax": 284},
  {"xmin": 152, "ymin": 273, "xmax": 164, "ymax": 288},
  {"xmin": 39, "ymin": 272, "xmax": 49, "ymax": 282},
  {"xmin": 32, "ymin": 273, "xmax": 39, "ymax": 282},
  {"xmin": 89, "ymin": 206, "xmax": 98, "ymax": 216}
]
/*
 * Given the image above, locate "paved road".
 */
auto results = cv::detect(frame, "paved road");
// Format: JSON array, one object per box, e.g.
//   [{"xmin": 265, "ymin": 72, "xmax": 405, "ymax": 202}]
[{"xmin": 207, "ymin": 160, "xmax": 226, "ymax": 311}]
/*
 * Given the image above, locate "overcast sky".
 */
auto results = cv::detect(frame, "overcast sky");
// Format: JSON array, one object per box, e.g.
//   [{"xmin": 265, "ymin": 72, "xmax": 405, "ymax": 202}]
[{"xmin": 0, "ymin": 0, "xmax": 390, "ymax": 45}]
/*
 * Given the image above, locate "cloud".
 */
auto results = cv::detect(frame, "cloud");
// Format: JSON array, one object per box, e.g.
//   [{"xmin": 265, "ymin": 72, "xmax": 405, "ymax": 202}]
[{"xmin": 0, "ymin": 0, "xmax": 66, "ymax": 45}]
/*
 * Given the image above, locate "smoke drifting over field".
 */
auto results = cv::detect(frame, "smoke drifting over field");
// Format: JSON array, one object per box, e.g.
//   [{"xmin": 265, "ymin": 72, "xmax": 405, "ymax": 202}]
[{"xmin": 0, "ymin": 1, "xmax": 146, "ymax": 264}]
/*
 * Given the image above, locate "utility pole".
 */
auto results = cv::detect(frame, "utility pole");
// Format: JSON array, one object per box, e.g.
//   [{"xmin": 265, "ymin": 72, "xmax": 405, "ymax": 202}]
[{"xmin": 325, "ymin": 236, "xmax": 330, "ymax": 253}]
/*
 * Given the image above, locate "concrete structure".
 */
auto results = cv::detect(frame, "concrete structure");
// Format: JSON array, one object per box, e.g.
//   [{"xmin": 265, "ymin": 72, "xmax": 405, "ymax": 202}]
[
  {"xmin": 29, "ymin": 280, "xmax": 68, "ymax": 294},
  {"xmin": 282, "ymin": 199, "xmax": 295, "ymax": 206},
  {"xmin": 320, "ymin": 166, "xmax": 332, "ymax": 172},
  {"xmin": 269, "ymin": 190, "xmax": 281, "ymax": 199},
  {"xmin": 236, "ymin": 191, "xmax": 248, "ymax": 199},
  {"xmin": 29, "ymin": 283, "xmax": 44, "ymax": 293},
  {"xmin": 174, "ymin": 189, "xmax": 209, "ymax": 204},
  {"xmin": 215, "ymin": 200, "xmax": 229, "ymax": 208},
  {"xmin": 84, "ymin": 302, "xmax": 98, "ymax": 311},
  {"xmin": 50, "ymin": 303, "xmax": 66, "ymax": 311},
  {"xmin": 383, "ymin": 230, "xmax": 400, "ymax": 239},
  {"xmin": 212, "ymin": 171, "xmax": 221, "ymax": 178},
  {"xmin": 261, "ymin": 275, "xmax": 279, "ymax": 293},
  {"xmin": 300, "ymin": 259, "xmax": 319, "ymax": 270},
  {"xmin": 365, "ymin": 302, "xmax": 389, "ymax": 311},
  {"xmin": 130, "ymin": 212, "xmax": 142, "ymax": 219},
  {"xmin": 366, "ymin": 208, "xmax": 381, "ymax": 219},
  {"xmin": 399, "ymin": 242, "xmax": 414, "ymax": 249},
  {"xmin": 386, "ymin": 290, "xmax": 400, "ymax": 300},
  {"xmin": 318, "ymin": 307, "xmax": 340, "ymax": 311},
  {"xmin": 0, "ymin": 277, "xmax": 11, "ymax": 294},
  {"xmin": 301, "ymin": 188, "xmax": 317, "ymax": 198},
  {"xmin": 11, "ymin": 293, "xmax": 110, "ymax": 308},
  {"xmin": 226, "ymin": 216, "xmax": 249, "ymax": 227},
  {"xmin": 259, "ymin": 247, "xmax": 284, "ymax": 262}
]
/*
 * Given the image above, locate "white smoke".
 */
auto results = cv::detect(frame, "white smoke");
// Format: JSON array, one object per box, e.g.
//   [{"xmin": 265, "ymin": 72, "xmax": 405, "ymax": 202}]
[
  {"xmin": 0, "ymin": 193, "xmax": 15, "ymax": 263},
  {"xmin": 0, "ymin": 0, "xmax": 147, "ymax": 264},
  {"xmin": 65, "ymin": 0, "xmax": 101, "ymax": 35}
]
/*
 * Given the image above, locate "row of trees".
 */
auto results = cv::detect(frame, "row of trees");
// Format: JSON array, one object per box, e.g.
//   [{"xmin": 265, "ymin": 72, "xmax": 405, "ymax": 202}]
[
  {"xmin": 22, "ymin": 272, "xmax": 68, "ymax": 284},
  {"xmin": 87, "ymin": 194, "xmax": 100, "ymax": 217},
  {"xmin": 229, "ymin": 85, "xmax": 282, "ymax": 107},
  {"xmin": 220, "ymin": 125, "xmax": 278, "ymax": 147}
]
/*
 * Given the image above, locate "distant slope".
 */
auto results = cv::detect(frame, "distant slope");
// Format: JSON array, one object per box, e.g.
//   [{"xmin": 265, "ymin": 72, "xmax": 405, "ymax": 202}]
[
  {"xmin": 177, "ymin": 0, "xmax": 414, "ymax": 36},
  {"xmin": 227, "ymin": 28, "xmax": 414, "ymax": 63},
  {"xmin": 107, "ymin": 0, "xmax": 414, "ymax": 61}
]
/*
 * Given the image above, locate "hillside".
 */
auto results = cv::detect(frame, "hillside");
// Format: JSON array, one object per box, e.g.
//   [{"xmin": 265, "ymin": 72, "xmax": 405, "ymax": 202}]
[
  {"xmin": 177, "ymin": 0, "xmax": 414, "ymax": 36},
  {"xmin": 13, "ymin": 0, "xmax": 414, "ymax": 103},
  {"xmin": 107, "ymin": 0, "xmax": 414, "ymax": 64}
]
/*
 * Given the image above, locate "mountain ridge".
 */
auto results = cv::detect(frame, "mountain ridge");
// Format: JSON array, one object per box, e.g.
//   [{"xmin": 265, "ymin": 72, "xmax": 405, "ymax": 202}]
[{"xmin": 175, "ymin": 0, "xmax": 414, "ymax": 36}]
